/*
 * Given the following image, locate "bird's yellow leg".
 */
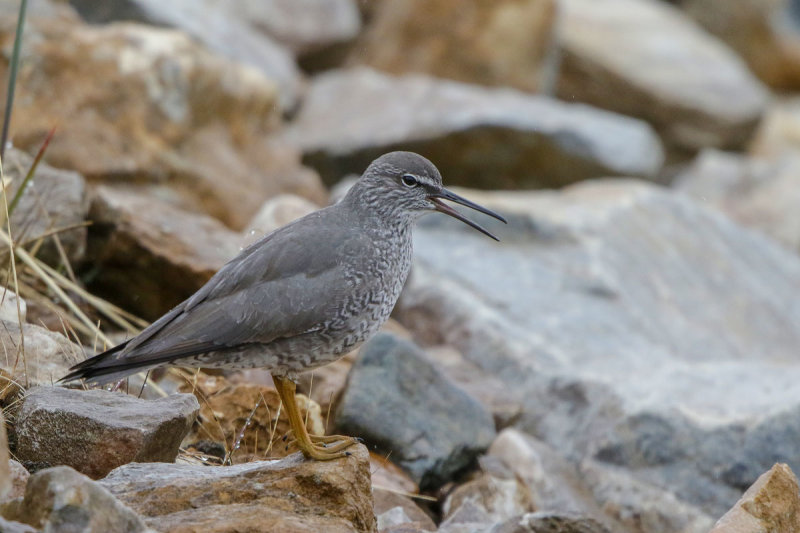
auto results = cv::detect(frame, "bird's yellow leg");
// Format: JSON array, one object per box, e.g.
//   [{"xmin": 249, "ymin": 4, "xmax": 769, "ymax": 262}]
[{"xmin": 272, "ymin": 375, "xmax": 359, "ymax": 460}]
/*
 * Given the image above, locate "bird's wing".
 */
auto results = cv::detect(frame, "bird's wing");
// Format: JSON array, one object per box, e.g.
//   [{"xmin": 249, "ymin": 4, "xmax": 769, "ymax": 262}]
[{"xmin": 64, "ymin": 209, "xmax": 371, "ymax": 380}]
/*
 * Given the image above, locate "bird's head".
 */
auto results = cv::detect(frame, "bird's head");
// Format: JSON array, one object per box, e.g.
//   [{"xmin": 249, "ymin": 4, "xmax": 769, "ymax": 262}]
[{"xmin": 355, "ymin": 151, "xmax": 507, "ymax": 240}]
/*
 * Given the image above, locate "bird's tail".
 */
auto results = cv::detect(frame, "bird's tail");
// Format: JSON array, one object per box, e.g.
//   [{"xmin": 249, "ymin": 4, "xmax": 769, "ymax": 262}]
[{"xmin": 59, "ymin": 340, "xmax": 150, "ymax": 385}]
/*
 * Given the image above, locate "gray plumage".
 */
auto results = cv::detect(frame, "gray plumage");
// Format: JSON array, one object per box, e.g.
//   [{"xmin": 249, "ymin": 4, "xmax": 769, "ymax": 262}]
[{"xmin": 62, "ymin": 152, "xmax": 505, "ymax": 384}]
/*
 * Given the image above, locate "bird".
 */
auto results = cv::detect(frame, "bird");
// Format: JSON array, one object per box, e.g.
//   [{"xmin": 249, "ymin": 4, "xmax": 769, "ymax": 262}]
[{"xmin": 61, "ymin": 151, "xmax": 507, "ymax": 460}]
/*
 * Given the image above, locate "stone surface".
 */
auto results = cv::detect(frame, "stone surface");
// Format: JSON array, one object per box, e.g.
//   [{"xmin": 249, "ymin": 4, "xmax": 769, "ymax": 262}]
[
  {"xmin": 493, "ymin": 512, "xmax": 612, "ymax": 533},
  {"xmin": 557, "ymin": 0, "xmax": 768, "ymax": 156},
  {"xmin": 0, "ymin": 16, "xmax": 325, "ymax": 229},
  {"xmin": 395, "ymin": 181, "xmax": 800, "ymax": 518},
  {"xmin": 0, "ymin": 288, "xmax": 25, "ymax": 328},
  {"xmin": 0, "ymin": 321, "xmax": 84, "ymax": 389},
  {"xmin": 442, "ymin": 467, "xmax": 534, "ymax": 525},
  {"xmin": 178, "ymin": 372, "xmax": 324, "ymax": 462},
  {"xmin": 675, "ymin": 150, "xmax": 800, "ymax": 254},
  {"xmin": 5, "ymin": 460, "xmax": 30, "ymax": 502},
  {"xmin": 374, "ymin": 490, "xmax": 436, "ymax": 532},
  {"xmin": 710, "ymin": 463, "xmax": 800, "ymax": 533},
  {"xmin": 241, "ymin": 193, "xmax": 320, "ymax": 249},
  {"xmin": 15, "ymin": 387, "xmax": 199, "ymax": 479},
  {"xmin": 487, "ymin": 430, "xmax": 616, "ymax": 527},
  {"xmin": 750, "ymin": 96, "xmax": 800, "ymax": 159},
  {"xmin": 6, "ymin": 466, "xmax": 153, "ymax": 533},
  {"xmin": 682, "ymin": 0, "xmax": 800, "ymax": 90},
  {"xmin": 351, "ymin": 0, "xmax": 559, "ymax": 93},
  {"xmin": 67, "ymin": 0, "xmax": 304, "ymax": 110},
  {"xmin": 285, "ymin": 68, "xmax": 664, "ymax": 189},
  {"xmin": 100, "ymin": 445, "xmax": 376, "ymax": 532},
  {"xmin": 86, "ymin": 185, "xmax": 241, "ymax": 320},
  {"xmin": 335, "ymin": 332, "xmax": 496, "ymax": 490},
  {"xmin": 0, "ymin": 517, "xmax": 36, "ymax": 533},
  {"xmin": 3, "ymin": 147, "xmax": 89, "ymax": 266}
]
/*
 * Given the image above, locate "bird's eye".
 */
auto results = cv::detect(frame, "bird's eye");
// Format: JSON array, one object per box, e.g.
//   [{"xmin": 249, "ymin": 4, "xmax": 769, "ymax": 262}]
[{"xmin": 401, "ymin": 174, "xmax": 418, "ymax": 187}]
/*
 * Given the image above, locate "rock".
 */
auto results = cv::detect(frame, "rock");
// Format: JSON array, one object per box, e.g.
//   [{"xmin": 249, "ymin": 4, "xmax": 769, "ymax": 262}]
[
  {"xmin": 750, "ymin": 96, "xmax": 800, "ymax": 159},
  {"xmin": 335, "ymin": 332, "xmax": 496, "ymax": 490},
  {"xmin": 15, "ymin": 387, "xmax": 199, "ymax": 479},
  {"xmin": 0, "ymin": 17, "xmax": 325, "ymax": 229},
  {"xmin": 0, "ymin": 517, "xmax": 36, "ymax": 533},
  {"xmin": 241, "ymin": 193, "xmax": 320, "ymax": 248},
  {"xmin": 2, "ymin": 147, "xmax": 89, "ymax": 266},
  {"xmin": 178, "ymin": 372, "xmax": 324, "ymax": 462},
  {"xmin": 442, "ymin": 465, "xmax": 535, "ymax": 525},
  {"xmin": 0, "ymin": 321, "xmax": 84, "ymax": 389},
  {"xmin": 67, "ymin": 0, "xmax": 303, "ymax": 111},
  {"xmin": 395, "ymin": 181, "xmax": 800, "ymax": 518},
  {"xmin": 235, "ymin": 0, "xmax": 361, "ymax": 59},
  {"xmin": 351, "ymin": 0, "xmax": 559, "ymax": 93},
  {"xmin": 5, "ymin": 460, "xmax": 29, "ymax": 502},
  {"xmin": 370, "ymin": 451, "xmax": 419, "ymax": 495},
  {"xmin": 437, "ymin": 500, "xmax": 494, "ymax": 533},
  {"xmin": 493, "ymin": 512, "xmax": 612, "ymax": 533},
  {"xmin": 285, "ymin": 68, "xmax": 664, "ymax": 189},
  {"xmin": 6, "ymin": 465, "xmax": 153, "ymax": 532},
  {"xmin": 675, "ymin": 150, "xmax": 800, "ymax": 254},
  {"xmin": 86, "ymin": 185, "xmax": 241, "ymax": 320},
  {"xmin": 557, "ymin": 0, "xmax": 768, "ymax": 156},
  {"xmin": 710, "ymin": 463, "xmax": 800, "ymax": 532},
  {"xmin": 0, "ymin": 288, "xmax": 25, "ymax": 325},
  {"xmin": 487, "ymin": 429, "xmax": 620, "ymax": 529},
  {"xmin": 681, "ymin": 0, "xmax": 800, "ymax": 90},
  {"xmin": 374, "ymin": 490, "xmax": 436, "ymax": 533},
  {"xmin": 100, "ymin": 445, "xmax": 376, "ymax": 532}
]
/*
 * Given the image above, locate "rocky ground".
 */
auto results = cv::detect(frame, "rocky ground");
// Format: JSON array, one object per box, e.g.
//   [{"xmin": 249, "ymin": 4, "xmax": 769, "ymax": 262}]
[{"xmin": 2, "ymin": 0, "xmax": 800, "ymax": 532}]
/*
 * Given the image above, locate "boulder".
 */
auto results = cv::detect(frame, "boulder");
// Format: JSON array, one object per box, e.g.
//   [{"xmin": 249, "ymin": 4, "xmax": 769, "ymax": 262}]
[
  {"xmin": 2, "ymin": 147, "xmax": 89, "ymax": 266},
  {"xmin": 0, "ymin": 321, "xmax": 84, "ymax": 389},
  {"xmin": 67, "ymin": 0, "xmax": 303, "ymax": 111},
  {"xmin": 4, "ymin": 460, "xmax": 29, "ymax": 502},
  {"xmin": 86, "ymin": 185, "xmax": 241, "ymax": 319},
  {"xmin": 675, "ymin": 150, "xmax": 800, "ymax": 254},
  {"xmin": 100, "ymin": 445, "xmax": 376, "ymax": 532},
  {"xmin": 285, "ymin": 68, "xmax": 664, "ymax": 188},
  {"xmin": 492, "ymin": 513, "xmax": 612, "ymax": 533},
  {"xmin": 374, "ymin": 490, "xmax": 436, "ymax": 533},
  {"xmin": 5, "ymin": 466, "xmax": 153, "ymax": 533},
  {"xmin": 351, "ymin": 0, "xmax": 558, "ymax": 93},
  {"xmin": 557, "ymin": 0, "xmax": 768, "ymax": 156},
  {"xmin": 681, "ymin": 0, "xmax": 800, "ymax": 90},
  {"xmin": 750, "ymin": 96, "xmax": 800, "ymax": 159},
  {"xmin": 442, "ymin": 465, "xmax": 535, "ymax": 525},
  {"xmin": 0, "ymin": 408, "xmax": 8, "ymax": 500},
  {"xmin": 335, "ymin": 332, "xmax": 496, "ymax": 490},
  {"xmin": 0, "ymin": 288, "xmax": 25, "ymax": 326},
  {"xmin": 395, "ymin": 181, "xmax": 800, "ymax": 518},
  {"xmin": 710, "ymin": 463, "xmax": 800, "ymax": 533},
  {"xmin": 0, "ymin": 17, "xmax": 325, "ymax": 229},
  {"xmin": 15, "ymin": 387, "xmax": 199, "ymax": 479}
]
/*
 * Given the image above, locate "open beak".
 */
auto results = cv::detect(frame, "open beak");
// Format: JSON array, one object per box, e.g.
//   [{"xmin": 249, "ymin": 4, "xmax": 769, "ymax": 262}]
[{"xmin": 428, "ymin": 189, "xmax": 508, "ymax": 241}]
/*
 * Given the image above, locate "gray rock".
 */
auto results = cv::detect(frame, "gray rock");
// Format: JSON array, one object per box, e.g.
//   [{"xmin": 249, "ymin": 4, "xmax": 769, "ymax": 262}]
[
  {"xmin": 557, "ymin": 0, "xmax": 768, "ymax": 156},
  {"xmin": 335, "ymin": 332, "xmax": 497, "ymax": 490},
  {"xmin": 100, "ymin": 445, "xmax": 375, "ymax": 532},
  {"xmin": 5, "ymin": 460, "xmax": 30, "ymax": 502},
  {"xmin": 68, "ymin": 0, "xmax": 303, "ymax": 111},
  {"xmin": 6, "ymin": 466, "xmax": 153, "ymax": 533},
  {"xmin": 3, "ymin": 147, "xmax": 89, "ymax": 266},
  {"xmin": 0, "ymin": 408, "xmax": 8, "ymax": 500},
  {"xmin": 395, "ymin": 181, "xmax": 800, "ymax": 518},
  {"xmin": 285, "ymin": 68, "xmax": 664, "ymax": 188},
  {"xmin": 675, "ymin": 150, "xmax": 800, "ymax": 254},
  {"xmin": 0, "ymin": 288, "xmax": 26, "ymax": 324},
  {"xmin": 442, "ymin": 467, "xmax": 534, "ymax": 526},
  {"xmin": 0, "ymin": 517, "xmax": 37, "ymax": 533},
  {"xmin": 15, "ymin": 387, "xmax": 199, "ymax": 479},
  {"xmin": 0, "ymin": 321, "xmax": 85, "ymax": 388},
  {"xmin": 491, "ymin": 512, "xmax": 612, "ymax": 533}
]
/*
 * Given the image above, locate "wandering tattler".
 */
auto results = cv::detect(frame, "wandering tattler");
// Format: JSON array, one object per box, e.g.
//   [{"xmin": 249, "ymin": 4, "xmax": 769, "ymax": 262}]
[{"xmin": 61, "ymin": 151, "xmax": 506, "ymax": 460}]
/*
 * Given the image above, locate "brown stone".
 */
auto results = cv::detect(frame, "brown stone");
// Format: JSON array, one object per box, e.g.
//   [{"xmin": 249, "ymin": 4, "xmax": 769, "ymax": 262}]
[
  {"xmin": 0, "ymin": 408, "xmax": 8, "ymax": 501},
  {"xmin": 101, "ymin": 444, "xmax": 377, "ymax": 532},
  {"xmin": 374, "ymin": 490, "xmax": 436, "ymax": 532},
  {"xmin": 0, "ymin": 321, "xmax": 84, "ymax": 389},
  {"xmin": 179, "ymin": 372, "xmax": 325, "ymax": 462},
  {"xmin": 4, "ymin": 460, "xmax": 29, "ymax": 502},
  {"xmin": 352, "ymin": 0, "xmax": 558, "ymax": 93},
  {"xmin": 710, "ymin": 463, "xmax": 800, "ymax": 533},
  {"xmin": 0, "ymin": 17, "xmax": 325, "ymax": 230},
  {"xmin": 15, "ymin": 387, "xmax": 199, "ymax": 479},
  {"xmin": 86, "ymin": 185, "xmax": 241, "ymax": 320}
]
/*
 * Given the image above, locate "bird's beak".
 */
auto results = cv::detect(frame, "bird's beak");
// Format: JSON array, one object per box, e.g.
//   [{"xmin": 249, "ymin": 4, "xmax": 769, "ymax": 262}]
[{"xmin": 428, "ymin": 189, "xmax": 508, "ymax": 241}]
